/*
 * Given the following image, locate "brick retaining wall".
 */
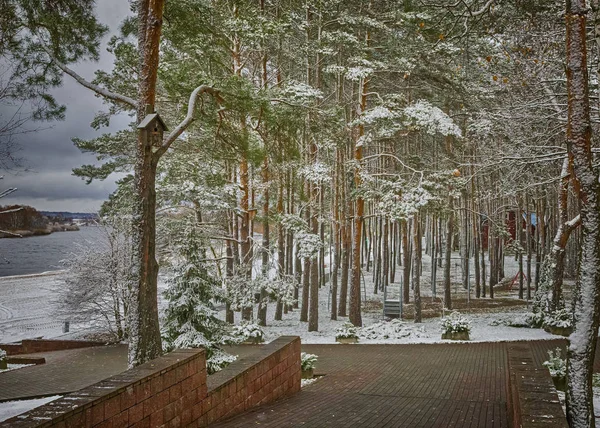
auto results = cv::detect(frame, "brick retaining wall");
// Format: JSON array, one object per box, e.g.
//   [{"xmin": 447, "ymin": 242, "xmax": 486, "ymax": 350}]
[
  {"xmin": 1, "ymin": 339, "xmax": 104, "ymax": 356},
  {"xmin": 507, "ymin": 343, "xmax": 568, "ymax": 428},
  {"xmin": 1, "ymin": 336, "xmax": 301, "ymax": 427},
  {"xmin": 203, "ymin": 335, "xmax": 301, "ymax": 425}
]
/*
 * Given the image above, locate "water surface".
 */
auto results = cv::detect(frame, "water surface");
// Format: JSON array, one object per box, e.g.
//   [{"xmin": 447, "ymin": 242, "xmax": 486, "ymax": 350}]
[{"xmin": 0, "ymin": 227, "xmax": 104, "ymax": 277}]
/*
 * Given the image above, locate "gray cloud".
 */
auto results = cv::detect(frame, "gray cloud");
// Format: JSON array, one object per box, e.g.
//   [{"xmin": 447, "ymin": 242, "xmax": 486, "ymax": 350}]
[{"xmin": 0, "ymin": 0, "xmax": 132, "ymax": 213}]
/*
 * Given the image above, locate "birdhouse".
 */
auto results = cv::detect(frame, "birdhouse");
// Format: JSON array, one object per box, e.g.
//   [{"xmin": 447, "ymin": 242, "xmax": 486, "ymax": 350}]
[{"xmin": 137, "ymin": 108, "xmax": 168, "ymax": 149}]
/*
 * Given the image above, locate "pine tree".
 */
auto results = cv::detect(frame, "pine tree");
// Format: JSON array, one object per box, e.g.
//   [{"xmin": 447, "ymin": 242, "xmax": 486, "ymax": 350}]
[{"xmin": 162, "ymin": 222, "xmax": 237, "ymax": 374}]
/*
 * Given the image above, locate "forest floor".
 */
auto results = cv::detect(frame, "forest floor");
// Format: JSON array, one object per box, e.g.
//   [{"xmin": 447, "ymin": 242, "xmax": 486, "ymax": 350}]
[{"xmin": 221, "ymin": 251, "xmax": 569, "ymax": 345}]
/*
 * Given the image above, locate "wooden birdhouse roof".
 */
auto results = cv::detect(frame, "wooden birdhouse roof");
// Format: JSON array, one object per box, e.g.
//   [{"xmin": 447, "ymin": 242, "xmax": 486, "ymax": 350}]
[{"xmin": 137, "ymin": 113, "xmax": 168, "ymax": 131}]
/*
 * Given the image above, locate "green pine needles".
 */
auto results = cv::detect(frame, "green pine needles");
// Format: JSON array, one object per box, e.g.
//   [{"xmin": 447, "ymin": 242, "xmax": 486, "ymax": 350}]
[{"xmin": 161, "ymin": 224, "xmax": 237, "ymax": 374}]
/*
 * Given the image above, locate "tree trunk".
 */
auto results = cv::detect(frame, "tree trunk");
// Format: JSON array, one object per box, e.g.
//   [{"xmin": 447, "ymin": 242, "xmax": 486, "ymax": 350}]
[
  {"xmin": 258, "ymin": 156, "xmax": 269, "ymax": 327},
  {"xmin": 565, "ymin": 3, "xmax": 600, "ymax": 424},
  {"xmin": 412, "ymin": 213, "xmax": 422, "ymax": 323},
  {"xmin": 331, "ymin": 152, "xmax": 341, "ymax": 320},
  {"xmin": 402, "ymin": 219, "xmax": 411, "ymax": 303},
  {"xmin": 127, "ymin": 0, "xmax": 165, "ymax": 368},
  {"xmin": 525, "ymin": 193, "xmax": 532, "ymax": 300},
  {"xmin": 518, "ymin": 196, "xmax": 524, "ymax": 300},
  {"xmin": 349, "ymin": 72, "xmax": 368, "ymax": 327},
  {"xmin": 444, "ymin": 197, "xmax": 453, "ymax": 310}
]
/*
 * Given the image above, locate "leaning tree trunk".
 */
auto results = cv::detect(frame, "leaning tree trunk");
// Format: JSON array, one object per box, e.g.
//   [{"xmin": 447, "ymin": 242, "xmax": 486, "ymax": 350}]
[
  {"xmin": 565, "ymin": 1, "xmax": 600, "ymax": 426},
  {"xmin": 535, "ymin": 158, "xmax": 580, "ymax": 314}
]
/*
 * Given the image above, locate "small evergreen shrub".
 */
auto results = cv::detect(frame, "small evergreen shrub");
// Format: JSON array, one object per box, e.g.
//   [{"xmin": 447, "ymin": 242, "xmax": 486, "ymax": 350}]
[
  {"xmin": 233, "ymin": 322, "xmax": 265, "ymax": 342},
  {"xmin": 543, "ymin": 347, "xmax": 566, "ymax": 379},
  {"xmin": 543, "ymin": 309, "xmax": 573, "ymax": 329},
  {"xmin": 335, "ymin": 322, "xmax": 359, "ymax": 340},
  {"xmin": 440, "ymin": 312, "xmax": 471, "ymax": 334},
  {"xmin": 525, "ymin": 311, "xmax": 545, "ymax": 328},
  {"xmin": 301, "ymin": 353, "xmax": 318, "ymax": 371}
]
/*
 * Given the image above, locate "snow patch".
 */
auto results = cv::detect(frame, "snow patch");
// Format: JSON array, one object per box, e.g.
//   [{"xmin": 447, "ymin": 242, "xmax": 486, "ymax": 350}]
[{"xmin": 0, "ymin": 396, "xmax": 61, "ymax": 422}]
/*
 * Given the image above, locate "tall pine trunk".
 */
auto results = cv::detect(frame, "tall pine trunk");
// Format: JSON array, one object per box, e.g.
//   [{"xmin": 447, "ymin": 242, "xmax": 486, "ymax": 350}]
[
  {"xmin": 128, "ymin": 0, "xmax": 164, "ymax": 368},
  {"xmin": 565, "ymin": 2, "xmax": 600, "ymax": 425},
  {"xmin": 444, "ymin": 197, "xmax": 453, "ymax": 310}
]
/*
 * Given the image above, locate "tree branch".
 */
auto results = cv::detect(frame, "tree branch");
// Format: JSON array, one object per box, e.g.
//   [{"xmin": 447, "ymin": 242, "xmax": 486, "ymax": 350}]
[
  {"xmin": 42, "ymin": 46, "xmax": 137, "ymax": 108},
  {"xmin": 157, "ymin": 85, "xmax": 224, "ymax": 157}
]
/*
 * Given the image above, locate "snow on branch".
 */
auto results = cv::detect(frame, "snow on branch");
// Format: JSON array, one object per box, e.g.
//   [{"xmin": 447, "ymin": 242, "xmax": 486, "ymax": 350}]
[
  {"xmin": 403, "ymin": 100, "xmax": 462, "ymax": 137},
  {"xmin": 299, "ymin": 162, "xmax": 331, "ymax": 184}
]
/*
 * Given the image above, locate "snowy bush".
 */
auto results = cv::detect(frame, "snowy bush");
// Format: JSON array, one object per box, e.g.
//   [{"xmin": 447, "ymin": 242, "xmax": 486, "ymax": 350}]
[
  {"xmin": 301, "ymin": 352, "xmax": 318, "ymax": 371},
  {"xmin": 57, "ymin": 220, "xmax": 132, "ymax": 341},
  {"xmin": 359, "ymin": 319, "xmax": 423, "ymax": 340},
  {"xmin": 335, "ymin": 322, "xmax": 359, "ymax": 339},
  {"xmin": 440, "ymin": 312, "xmax": 471, "ymax": 334},
  {"xmin": 0, "ymin": 349, "xmax": 6, "ymax": 361},
  {"xmin": 543, "ymin": 348, "xmax": 567, "ymax": 379},
  {"xmin": 233, "ymin": 322, "xmax": 265, "ymax": 342},
  {"xmin": 525, "ymin": 311, "xmax": 545, "ymax": 328},
  {"xmin": 206, "ymin": 350, "xmax": 238, "ymax": 375},
  {"xmin": 543, "ymin": 309, "xmax": 573, "ymax": 329}
]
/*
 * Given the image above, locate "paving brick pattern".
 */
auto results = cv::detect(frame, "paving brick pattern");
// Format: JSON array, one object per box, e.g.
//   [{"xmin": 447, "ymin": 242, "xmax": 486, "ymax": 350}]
[
  {"xmin": 0, "ymin": 345, "xmax": 128, "ymax": 401},
  {"xmin": 214, "ymin": 342, "xmax": 556, "ymax": 428}
]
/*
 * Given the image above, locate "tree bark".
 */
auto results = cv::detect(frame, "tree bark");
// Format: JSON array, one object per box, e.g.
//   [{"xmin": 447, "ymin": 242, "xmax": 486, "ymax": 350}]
[
  {"xmin": 412, "ymin": 213, "xmax": 422, "ymax": 323},
  {"xmin": 444, "ymin": 197, "xmax": 454, "ymax": 310},
  {"xmin": 564, "ymin": 2, "xmax": 600, "ymax": 425},
  {"xmin": 349, "ymin": 71, "xmax": 368, "ymax": 327},
  {"xmin": 127, "ymin": 0, "xmax": 164, "ymax": 368},
  {"xmin": 402, "ymin": 219, "xmax": 411, "ymax": 303},
  {"xmin": 258, "ymin": 156, "xmax": 269, "ymax": 327}
]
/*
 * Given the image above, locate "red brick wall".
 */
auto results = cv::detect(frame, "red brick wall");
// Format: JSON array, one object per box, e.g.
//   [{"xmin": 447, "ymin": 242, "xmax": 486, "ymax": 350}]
[
  {"xmin": 202, "ymin": 335, "xmax": 302, "ymax": 425},
  {"xmin": 0, "ymin": 336, "xmax": 301, "ymax": 428},
  {"xmin": 507, "ymin": 344, "xmax": 568, "ymax": 428},
  {"xmin": 1, "ymin": 339, "xmax": 104, "ymax": 356}
]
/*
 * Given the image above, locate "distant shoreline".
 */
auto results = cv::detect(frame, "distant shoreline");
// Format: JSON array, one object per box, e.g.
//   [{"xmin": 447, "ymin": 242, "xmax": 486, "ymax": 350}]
[
  {"xmin": 0, "ymin": 225, "xmax": 80, "ymax": 239},
  {"xmin": 0, "ymin": 270, "xmax": 65, "ymax": 280}
]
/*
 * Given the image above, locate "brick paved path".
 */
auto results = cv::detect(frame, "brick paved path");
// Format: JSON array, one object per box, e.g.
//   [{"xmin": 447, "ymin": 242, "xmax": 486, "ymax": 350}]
[
  {"xmin": 214, "ymin": 342, "xmax": 540, "ymax": 428},
  {"xmin": 0, "ymin": 344, "xmax": 127, "ymax": 401},
  {"xmin": 0, "ymin": 339, "xmax": 584, "ymax": 426}
]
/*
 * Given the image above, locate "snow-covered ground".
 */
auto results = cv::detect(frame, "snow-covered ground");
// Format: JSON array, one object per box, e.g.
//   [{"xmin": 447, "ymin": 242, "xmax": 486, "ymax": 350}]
[
  {"xmin": 220, "ymin": 251, "xmax": 563, "ymax": 345},
  {"xmin": 0, "ymin": 250, "xmax": 560, "ymax": 346},
  {"xmin": 0, "ymin": 270, "xmax": 167, "ymax": 343},
  {"xmin": 0, "ymin": 272, "xmax": 69, "ymax": 343},
  {"xmin": 226, "ymin": 280, "xmax": 561, "ymax": 345},
  {"xmin": 0, "ymin": 395, "xmax": 61, "ymax": 422}
]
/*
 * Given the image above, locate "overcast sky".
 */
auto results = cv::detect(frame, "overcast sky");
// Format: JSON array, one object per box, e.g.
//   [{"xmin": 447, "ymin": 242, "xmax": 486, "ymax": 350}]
[{"xmin": 0, "ymin": 1, "xmax": 132, "ymax": 213}]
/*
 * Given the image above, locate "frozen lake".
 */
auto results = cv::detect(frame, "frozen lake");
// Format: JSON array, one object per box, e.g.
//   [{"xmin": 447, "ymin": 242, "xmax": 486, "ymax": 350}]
[{"xmin": 0, "ymin": 227, "xmax": 104, "ymax": 277}]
